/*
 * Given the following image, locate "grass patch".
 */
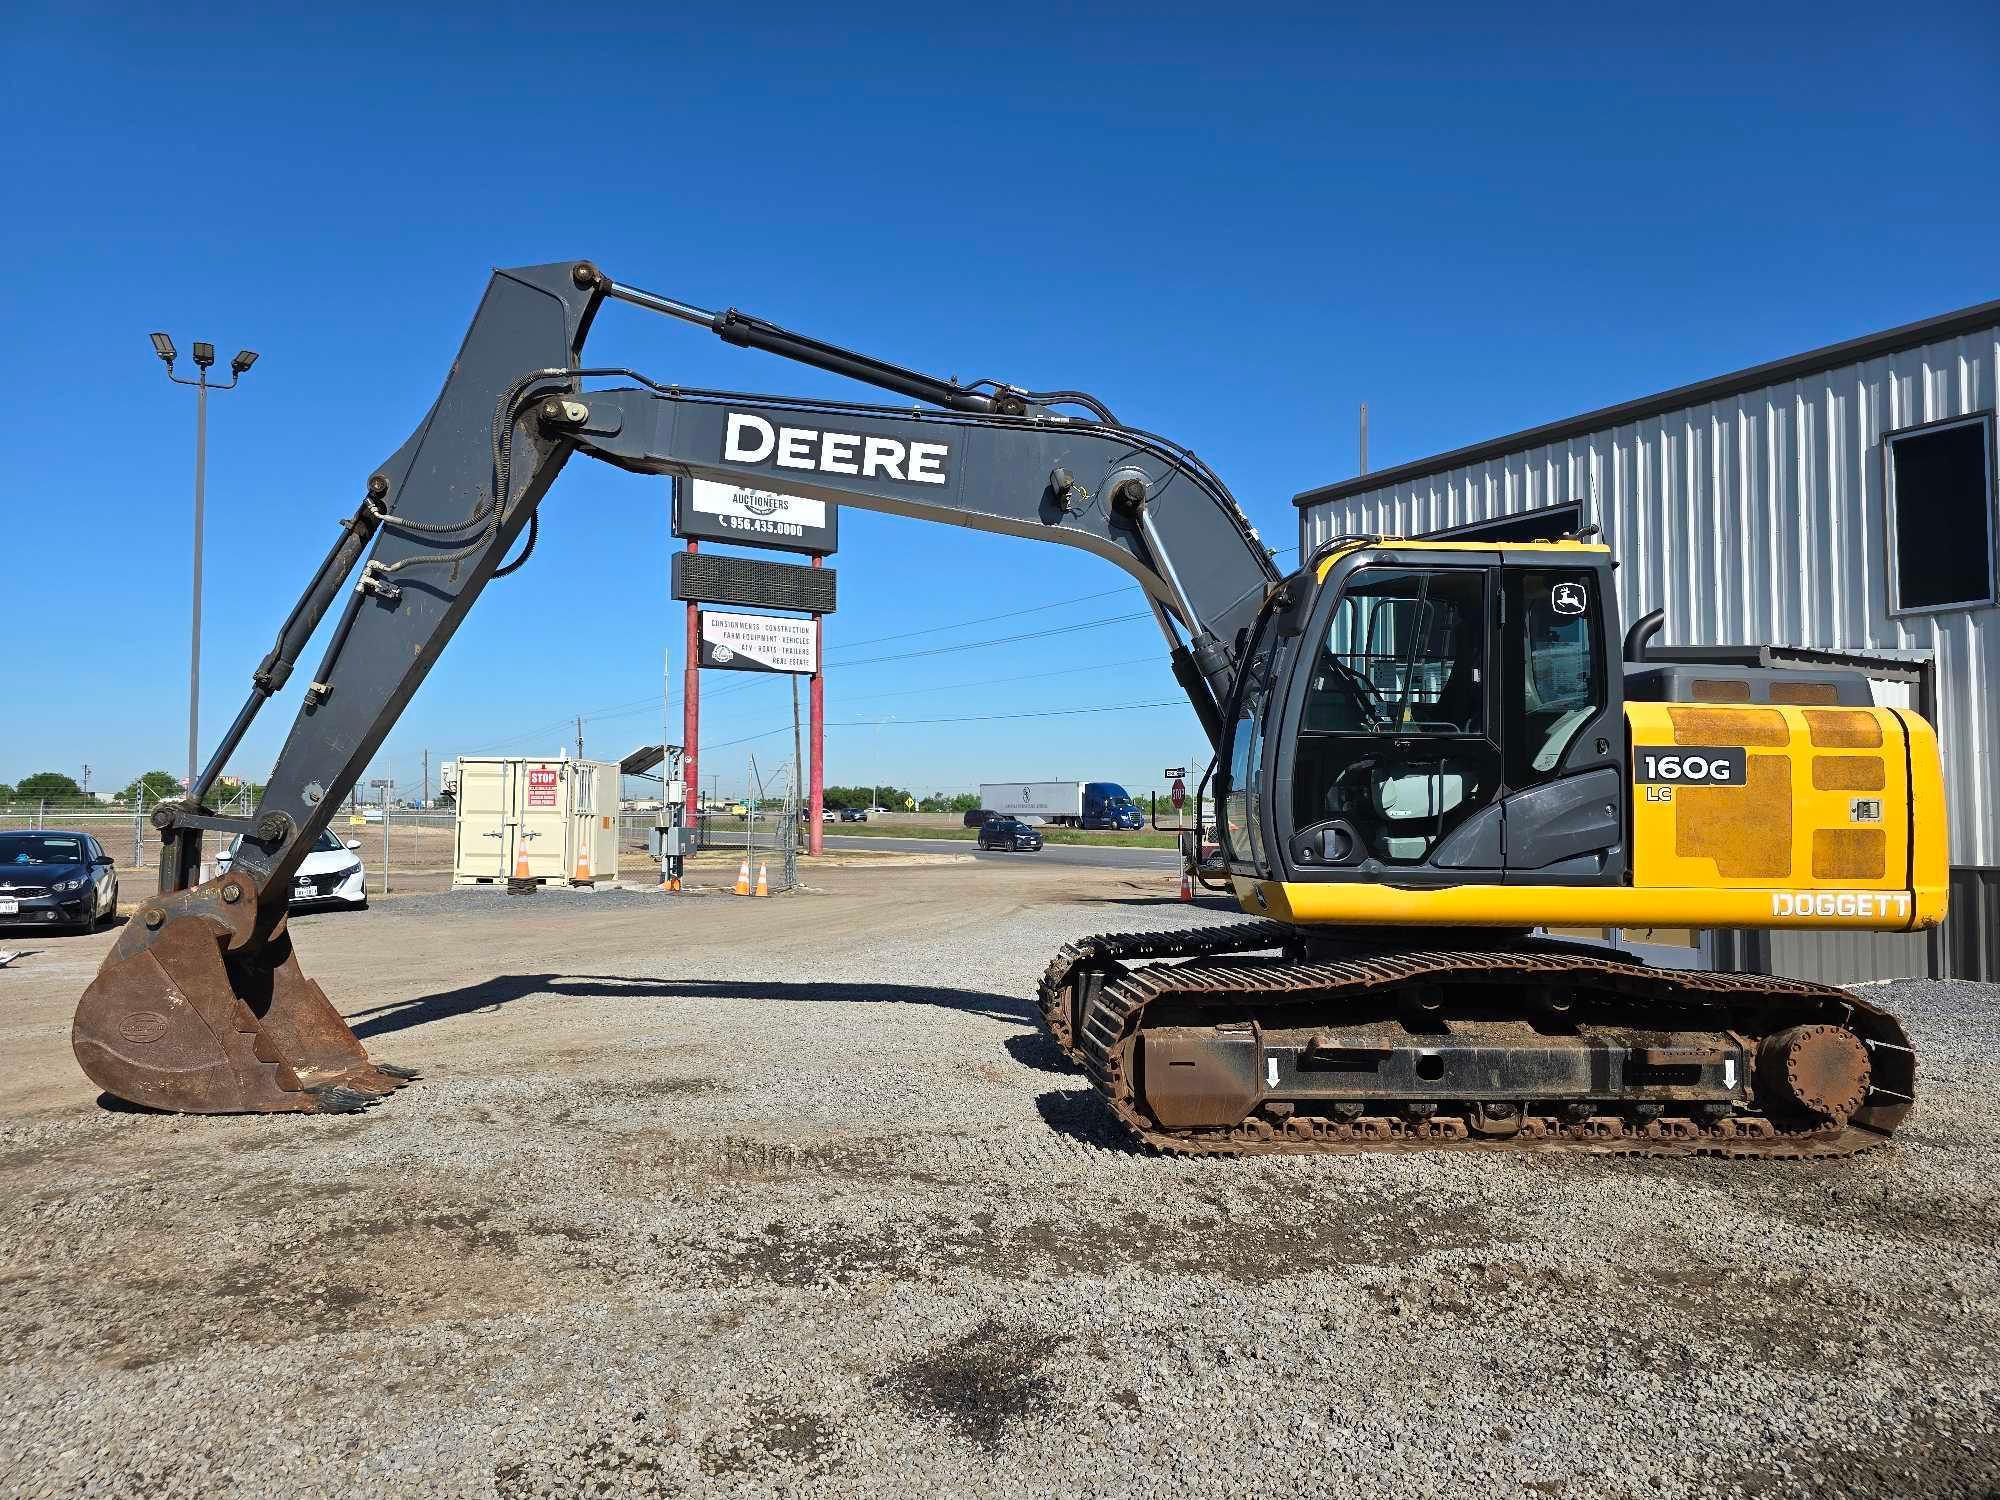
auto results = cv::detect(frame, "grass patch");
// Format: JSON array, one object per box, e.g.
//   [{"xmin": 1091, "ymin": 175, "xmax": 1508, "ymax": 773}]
[{"xmin": 822, "ymin": 823, "xmax": 1183, "ymax": 850}]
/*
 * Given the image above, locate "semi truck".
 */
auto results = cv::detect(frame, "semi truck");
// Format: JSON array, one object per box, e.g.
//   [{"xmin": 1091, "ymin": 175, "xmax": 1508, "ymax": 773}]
[{"xmin": 978, "ymin": 780, "xmax": 1145, "ymax": 830}]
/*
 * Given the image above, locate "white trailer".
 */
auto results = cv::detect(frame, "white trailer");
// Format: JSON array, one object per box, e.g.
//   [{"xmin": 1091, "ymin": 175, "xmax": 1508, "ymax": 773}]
[
  {"xmin": 979, "ymin": 781, "xmax": 1081, "ymax": 823},
  {"xmin": 452, "ymin": 756, "xmax": 620, "ymax": 885}
]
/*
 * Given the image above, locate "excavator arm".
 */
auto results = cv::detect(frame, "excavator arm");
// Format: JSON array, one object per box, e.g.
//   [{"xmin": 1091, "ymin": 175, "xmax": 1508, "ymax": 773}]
[{"xmin": 75, "ymin": 260, "xmax": 1278, "ymax": 1114}]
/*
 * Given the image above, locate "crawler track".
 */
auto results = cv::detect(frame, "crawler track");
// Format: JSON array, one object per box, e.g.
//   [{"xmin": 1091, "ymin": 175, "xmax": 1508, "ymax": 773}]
[
  {"xmin": 1035, "ymin": 921, "xmax": 1293, "ymax": 1054},
  {"xmin": 1039, "ymin": 927, "xmax": 1917, "ymax": 1157}
]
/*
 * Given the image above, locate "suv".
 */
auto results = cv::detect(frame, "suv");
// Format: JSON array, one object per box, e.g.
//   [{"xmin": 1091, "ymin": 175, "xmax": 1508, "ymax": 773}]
[
  {"xmin": 838, "ymin": 807, "xmax": 868, "ymax": 823},
  {"xmin": 977, "ymin": 816, "xmax": 1044, "ymax": 853}
]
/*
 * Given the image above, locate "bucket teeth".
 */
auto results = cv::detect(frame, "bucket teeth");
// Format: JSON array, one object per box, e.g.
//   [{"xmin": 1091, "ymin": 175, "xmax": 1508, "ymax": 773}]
[
  {"xmin": 373, "ymin": 1062, "xmax": 421, "ymax": 1081},
  {"xmin": 306, "ymin": 1085, "xmax": 381, "ymax": 1114}
]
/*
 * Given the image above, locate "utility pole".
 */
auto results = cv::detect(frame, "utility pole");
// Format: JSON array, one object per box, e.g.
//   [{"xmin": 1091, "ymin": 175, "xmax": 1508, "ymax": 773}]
[
  {"xmin": 1359, "ymin": 401, "xmax": 1369, "ymax": 476},
  {"xmin": 575, "ymin": 716, "xmax": 584, "ymax": 759},
  {"xmin": 149, "ymin": 333, "xmax": 258, "ymax": 792},
  {"xmin": 421, "ymin": 749, "xmax": 429, "ymax": 810},
  {"xmin": 368, "ymin": 778, "xmax": 392, "ymax": 896}
]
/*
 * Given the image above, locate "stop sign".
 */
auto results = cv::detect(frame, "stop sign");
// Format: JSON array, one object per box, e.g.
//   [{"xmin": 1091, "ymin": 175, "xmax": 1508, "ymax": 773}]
[{"xmin": 1170, "ymin": 777, "xmax": 1186, "ymax": 809}]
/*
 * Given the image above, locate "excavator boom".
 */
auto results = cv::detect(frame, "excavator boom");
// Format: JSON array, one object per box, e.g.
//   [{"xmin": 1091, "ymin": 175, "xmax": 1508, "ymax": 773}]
[{"xmin": 74, "ymin": 260, "xmax": 1277, "ymax": 1114}]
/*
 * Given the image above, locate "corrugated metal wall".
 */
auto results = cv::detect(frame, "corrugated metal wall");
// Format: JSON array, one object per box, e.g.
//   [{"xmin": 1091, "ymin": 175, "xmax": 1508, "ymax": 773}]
[{"xmin": 1303, "ymin": 326, "xmax": 1999, "ymax": 864}]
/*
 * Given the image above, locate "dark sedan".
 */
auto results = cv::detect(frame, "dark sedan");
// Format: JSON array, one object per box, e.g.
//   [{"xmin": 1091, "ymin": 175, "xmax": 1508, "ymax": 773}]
[
  {"xmin": 976, "ymin": 815, "xmax": 1044, "ymax": 853},
  {"xmin": 0, "ymin": 830, "xmax": 120, "ymax": 933}
]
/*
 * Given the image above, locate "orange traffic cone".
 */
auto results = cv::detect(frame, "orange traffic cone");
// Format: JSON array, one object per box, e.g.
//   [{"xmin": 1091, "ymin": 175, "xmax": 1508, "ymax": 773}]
[
  {"xmin": 754, "ymin": 861, "xmax": 770, "ymax": 897},
  {"xmin": 573, "ymin": 840, "xmax": 592, "ymax": 885},
  {"xmin": 1179, "ymin": 868, "xmax": 1194, "ymax": 902},
  {"xmin": 735, "ymin": 857, "xmax": 752, "ymax": 896},
  {"xmin": 514, "ymin": 845, "xmax": 532, "ymax": 881}
]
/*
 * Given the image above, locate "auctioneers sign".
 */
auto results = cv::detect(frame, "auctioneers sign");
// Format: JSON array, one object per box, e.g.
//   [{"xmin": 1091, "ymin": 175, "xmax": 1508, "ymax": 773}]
[
  {"xmin": 672, "ymin": 476, "xmax": 838, "ymax": 556},
  {"xmin": 698, "ymin": 610, "xmax": 819, "ymax": 675}
]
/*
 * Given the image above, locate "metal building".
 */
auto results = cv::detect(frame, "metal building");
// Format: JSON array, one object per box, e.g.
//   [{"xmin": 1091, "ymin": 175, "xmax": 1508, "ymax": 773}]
[{"xmin": 1296, "ymin": 299, "xmax": 2000, "ymax": 981}]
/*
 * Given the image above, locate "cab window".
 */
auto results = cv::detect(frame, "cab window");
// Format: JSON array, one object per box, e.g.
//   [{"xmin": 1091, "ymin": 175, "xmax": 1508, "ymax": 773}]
[
  {"xmin": 1302, "ymin": 569, "xmax": 1485, "ymax": 736},
  {"xmin": 1291, "ymin": 566, "xmax": 1497, "ymax": 868}
]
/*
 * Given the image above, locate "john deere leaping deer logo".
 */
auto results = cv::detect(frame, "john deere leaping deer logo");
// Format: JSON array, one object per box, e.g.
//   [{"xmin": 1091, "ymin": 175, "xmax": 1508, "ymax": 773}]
[{"xmin": 1551, "ymin": 582, "xmax": 1587, "ymax": 617}]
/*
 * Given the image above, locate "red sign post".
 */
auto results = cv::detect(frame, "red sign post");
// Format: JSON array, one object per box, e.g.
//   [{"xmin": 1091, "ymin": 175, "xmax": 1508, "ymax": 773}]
[
  {"xmin": 809, "ymin": 555, "xmax": 825, "ymax": 855},
  {"xmin": 682, "ymin": 540, "xmax": 700, "ymax": 828}
]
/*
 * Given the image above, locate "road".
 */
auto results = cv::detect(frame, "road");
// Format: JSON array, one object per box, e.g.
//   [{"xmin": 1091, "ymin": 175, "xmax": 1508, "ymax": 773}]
[{"xmin": 822, "ymin": 833, "xmax": 1179, "ymax": 871}]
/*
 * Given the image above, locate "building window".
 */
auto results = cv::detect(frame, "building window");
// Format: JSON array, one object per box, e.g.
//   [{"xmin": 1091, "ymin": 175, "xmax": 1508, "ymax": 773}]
[{"xmin": 1887, "ymin": 414, "xmax": 1996, "ymax": 613}]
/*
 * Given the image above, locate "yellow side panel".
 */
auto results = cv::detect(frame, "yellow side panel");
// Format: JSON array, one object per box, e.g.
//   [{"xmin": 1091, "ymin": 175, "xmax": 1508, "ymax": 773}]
[{"xmin": 1626, "ymin": 702, "xmax": 1908, "ymax": 895}]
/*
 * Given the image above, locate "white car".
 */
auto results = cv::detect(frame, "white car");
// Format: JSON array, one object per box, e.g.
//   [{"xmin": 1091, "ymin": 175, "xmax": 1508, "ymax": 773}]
[{"xmin": 217, "ymin": 829, "xmax": 368, "ymax": 909}]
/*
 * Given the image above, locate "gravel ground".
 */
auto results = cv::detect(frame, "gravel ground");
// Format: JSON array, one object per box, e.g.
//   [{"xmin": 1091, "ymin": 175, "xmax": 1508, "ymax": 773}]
[{"xmin": 1, "ymin": 862, "xmax": 1995, "ymax": 1499}]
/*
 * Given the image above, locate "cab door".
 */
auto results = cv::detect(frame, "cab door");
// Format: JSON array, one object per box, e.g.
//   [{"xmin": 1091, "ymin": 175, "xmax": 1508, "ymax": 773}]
[{"xmin": 1496, "ymin": 563, "xmax": 1626, "ymax": 883}]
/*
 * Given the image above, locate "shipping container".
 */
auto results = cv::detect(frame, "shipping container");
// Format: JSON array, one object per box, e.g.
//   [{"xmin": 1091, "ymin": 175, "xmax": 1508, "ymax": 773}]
[{"xmin": 452, "ymin": 756, "xmax": 619, "ymax": 885}]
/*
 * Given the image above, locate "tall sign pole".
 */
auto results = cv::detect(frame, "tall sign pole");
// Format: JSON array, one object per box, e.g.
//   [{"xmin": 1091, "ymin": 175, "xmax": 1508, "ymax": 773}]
[
  {"xmin": 682, "ymin": 538, "xmax": 700, "ymax": 837},
  {"xmin": 810, "ymin": 554, "xmax": 825, "ymax": 855}
]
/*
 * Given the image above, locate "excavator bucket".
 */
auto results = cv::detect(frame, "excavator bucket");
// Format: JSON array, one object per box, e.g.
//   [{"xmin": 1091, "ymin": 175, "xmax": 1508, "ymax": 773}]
[{"xmin": 72, "ymin": 878, "xmax": 415, "ymax": 1114}]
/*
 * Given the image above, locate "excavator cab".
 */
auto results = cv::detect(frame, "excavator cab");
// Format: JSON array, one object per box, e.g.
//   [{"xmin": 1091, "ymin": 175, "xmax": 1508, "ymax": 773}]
[{"xmin": 1221, "ymin": 540, "xmax": 1625, "ymax": 895}]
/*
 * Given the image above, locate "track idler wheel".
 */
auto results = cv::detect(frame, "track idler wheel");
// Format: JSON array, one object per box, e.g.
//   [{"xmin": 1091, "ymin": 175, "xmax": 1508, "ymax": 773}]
[
  {"xmin": 71, "ymin": 878, "xmax": 416, "ymax": 1115},
  {"xmin": 1758, "ymin": 1024, "xmax": 1871, "ymax": 1124}
]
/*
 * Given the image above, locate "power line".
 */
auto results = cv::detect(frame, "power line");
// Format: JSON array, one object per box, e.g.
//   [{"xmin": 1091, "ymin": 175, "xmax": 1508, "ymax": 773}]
[
  {"xmin": 823, "ymin": 585, "xmax": 1136, "ymax": 654},
  {"xmin": 837, "ymin": 655, "xmax": 1159, "ymax": 705},
  {"xmin": 545, "ymin": 653, "xmax": 1172, "ymax": 739},
  {"xmin": 831, "ymin": 699, "xmax": 1185, "ymax": 728},
  {"xmin": 453, "ymin": 607, "xmax": 1157, "ymax": 756},
  {"xmin": 699, "ymin": 696, "xmax": 1192, "ymax": 757},
  {"xmin": 411, "ymin": 545, "xmax": 1298, "ymax": 765},
  {"xmin": 830, "ymin": 611, "xmax": 1150, "ymax": 669}
]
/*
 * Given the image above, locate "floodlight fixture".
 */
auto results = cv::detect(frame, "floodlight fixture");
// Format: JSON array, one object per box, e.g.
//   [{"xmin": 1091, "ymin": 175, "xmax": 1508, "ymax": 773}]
[
  {"xmin": 150, "ymin": 332, "xmax": 176, "ymax": 365},
  {"xmin": 230, "ymin": 348, "xmax": 258, "ymax": 375},
  {"xmin": 192, "ymin": 341, "xmax": 215, "ymax": 370}
]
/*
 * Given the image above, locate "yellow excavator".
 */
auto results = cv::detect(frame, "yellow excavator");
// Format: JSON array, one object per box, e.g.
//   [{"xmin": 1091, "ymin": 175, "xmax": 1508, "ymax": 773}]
[{"xmin": 74, "ymin": 262, "xmax": 1944, "ymax": 1157}]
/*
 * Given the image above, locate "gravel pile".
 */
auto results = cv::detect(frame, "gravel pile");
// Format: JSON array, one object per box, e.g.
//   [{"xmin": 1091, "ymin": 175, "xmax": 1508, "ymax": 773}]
[{"xmin": 1, "ymin": 872, "xmax": 1994, "ymax": 1498}]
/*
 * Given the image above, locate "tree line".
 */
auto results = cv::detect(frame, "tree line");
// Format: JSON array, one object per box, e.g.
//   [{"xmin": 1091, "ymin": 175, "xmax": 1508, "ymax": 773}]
[
  {"xmin": 817, "ymin": 786, "xmax": 981, "ymax": 813},
  {"xmin": 0, "ymin": 770, "xmax": 264, "ymax": 805}
]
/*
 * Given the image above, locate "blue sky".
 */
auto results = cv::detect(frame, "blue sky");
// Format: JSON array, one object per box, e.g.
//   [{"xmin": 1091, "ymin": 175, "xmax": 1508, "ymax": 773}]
[{"xmin": 3, "ymin": 4, "xmax": 1994, "ymax": 802}]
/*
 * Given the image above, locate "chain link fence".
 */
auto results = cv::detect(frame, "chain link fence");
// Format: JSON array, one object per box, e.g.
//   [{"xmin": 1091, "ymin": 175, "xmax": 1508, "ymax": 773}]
[
  {"xmin": 5, "ymin": 785, "xmax": 809, "ymax": 895},
  {"xmin": 1, "ymin": 788, "xmax": 281, "ymax": 873}
]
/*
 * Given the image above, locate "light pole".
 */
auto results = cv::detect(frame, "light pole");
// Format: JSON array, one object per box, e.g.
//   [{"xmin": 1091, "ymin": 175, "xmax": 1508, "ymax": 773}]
[{"xmin": 150, "ymin": 334, "xmax": 258, "ymax": 792}]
